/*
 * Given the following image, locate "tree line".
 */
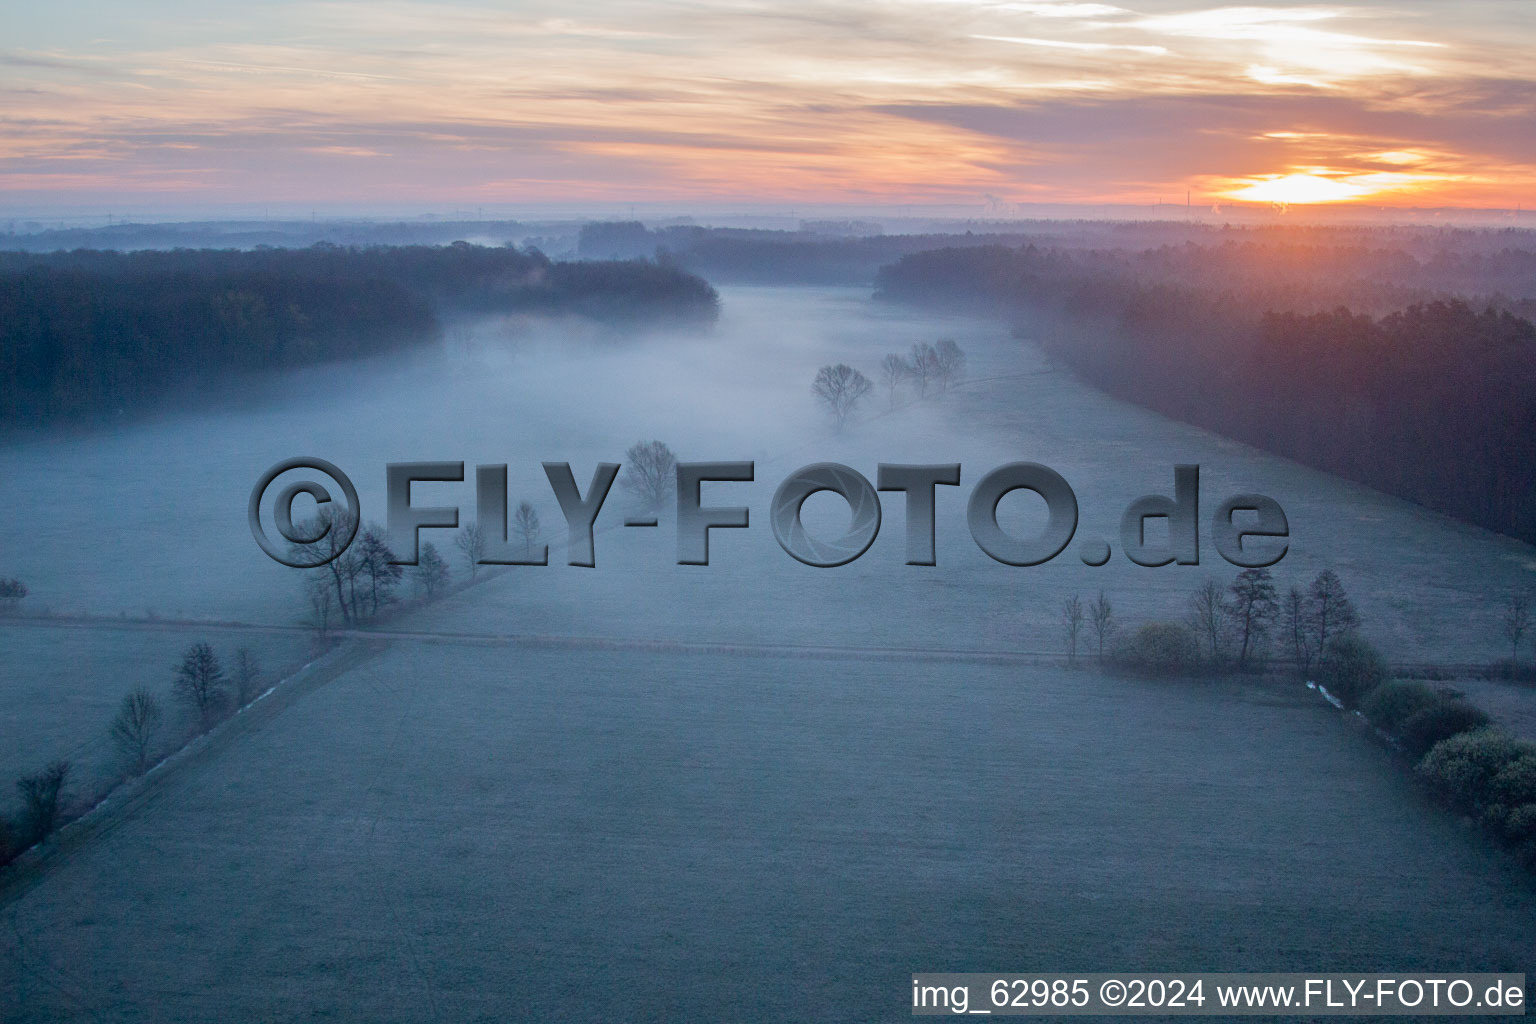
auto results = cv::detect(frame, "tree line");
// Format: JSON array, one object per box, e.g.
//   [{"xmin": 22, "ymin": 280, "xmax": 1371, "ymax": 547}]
[
  {"xmin": 875, "ymin": 238, "xmax": 1536, "ymax": 544},
  {"xmin": 811, "ymin": 339, "xmax": 967, "ymax": 431},
  {"xmin": 0, "ymin": 243, "xmax": 719, "ymax": 428},
  {"xmin": 582, "ymin": 220, "xmax": 1536, "ymax": 292},
  {"xmin": 1061, "ymin": 567, "xmax": 1360, "ymax": 673},
  {"xmin": 1061, "ymin": 567, "xmax": 1536, "ymax": 867},
  {"xmin": 0, "ymin": 640, "xmax": 267, "ymax": 866}
]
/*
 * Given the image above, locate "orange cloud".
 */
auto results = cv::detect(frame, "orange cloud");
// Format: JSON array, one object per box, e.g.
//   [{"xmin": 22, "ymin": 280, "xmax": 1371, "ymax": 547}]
[{"xmin": 0, "ymin": 1, "xmax": 1532, "ymax": 209}]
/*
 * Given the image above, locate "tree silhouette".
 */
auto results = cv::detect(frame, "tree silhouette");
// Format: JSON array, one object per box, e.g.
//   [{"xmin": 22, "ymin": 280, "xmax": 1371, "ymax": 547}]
[
  {"xmin": 514, "ymin": 501, "xmax": 542, "ymax": 561},
  {"xmin": 1504, "ymin": 592, "xmax": 1531, "ymax": 667},
  {"xmin": 906, "ymin": 342, "xmax": 939, "ymax": 398},
  {"xmin": 17, "ymin": 761, "xmax": 70, "ymax": 844},
  {"xmin": 1062, "ymin": 595, "xmax": 1085, "ymax": 665},
  {"xmin": 1187, "ymin": 578, "xmax": 1228, "ymax": 664},
  {"xmin": 811, "ymin": 364, "xmax": 873, "ymax": 430},
  {"xmin": 879, "ymin": 353, "xmax": 909, "ymax": 406},
  {"xmin": 174, "ymin": 642, "xmax": 227, "ymax": 728},
  {"xmin": 934, "ymin": 339, "xmax": 966, "ymax": 391},
  {"xmin": 233, "ymin": 648, "xmax": 263, "ymax": 706},
  {"xmin": 456, "ymin": 522, "xmax": 486, "ymax": 578},
  {"xmin": 355, "ymin": 524, "xmax": 403, "ymax": 617},
  {"xmin": 110, "ymin": 688, "xmax": 162, "ymax": 775},
  {"xmin": 621, "ymin": 441, "xmax": 677, "ymax": 511},
  {"xmin": 1089, "ymin": 590, "xmax": 1115, "ymax": 662},
  {"xmin": 1227, "ymin": 569, "xmax": 1277, "ymax": 668},
  {"xmin": 1308, "ymin": 569, "xmax": 1359, "ymax": 661},
  {"xmin": 414, "ymin": 542, "xmax": 450, "ymax": 599}
]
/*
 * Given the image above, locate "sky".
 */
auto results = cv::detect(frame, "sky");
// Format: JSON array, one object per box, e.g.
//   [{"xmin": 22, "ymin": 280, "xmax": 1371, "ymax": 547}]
[{"xmin": 2, "ymin": 0, "xmax": 1533, "ymax": 213}]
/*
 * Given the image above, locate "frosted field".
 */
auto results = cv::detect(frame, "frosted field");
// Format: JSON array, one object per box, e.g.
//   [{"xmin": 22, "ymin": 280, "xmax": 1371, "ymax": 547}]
[
  {"xmin": 4, "ymin": 644, "xmax": 1534, "ymax": 1021},
  {"xmin": 3, "ymin": 285, "xmax": 1536, "ymax": 1020},
  {"xmin": 7, "ymin": 286, "xmax": 1536, "ymax": 788},
  {"xmin": 1, "ymin": 286, "xmax": 1531, "ymax": 652},
  {"xmin": 0, "ymin": 623, "xmax": 313, "ymax": 784}
]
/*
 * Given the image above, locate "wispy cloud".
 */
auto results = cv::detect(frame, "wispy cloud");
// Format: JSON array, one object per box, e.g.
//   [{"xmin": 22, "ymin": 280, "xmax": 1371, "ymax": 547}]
[
  {"xmin": 0, "ymin": 0, "xmax": 1531, "ymax": 207},
  {"xmin": 970, "ymin": 34, "xmax": 1167, "ymax": 55}
]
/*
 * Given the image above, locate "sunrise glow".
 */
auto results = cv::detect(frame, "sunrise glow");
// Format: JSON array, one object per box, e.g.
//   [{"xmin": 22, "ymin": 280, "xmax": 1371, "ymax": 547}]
[
  {"xmin": 1225, "ymin": 173, "xmax": 1374, "ymax": 204},
  {"xmin": 1, "ymin": 1, "xmax": 1532, "ymax": 211}
]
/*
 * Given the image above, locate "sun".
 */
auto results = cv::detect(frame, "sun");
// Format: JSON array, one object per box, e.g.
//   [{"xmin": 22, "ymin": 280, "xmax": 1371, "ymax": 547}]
[{"xmin": 1224, "ymin": 172, "xmax": 1372, "ymax": 204}]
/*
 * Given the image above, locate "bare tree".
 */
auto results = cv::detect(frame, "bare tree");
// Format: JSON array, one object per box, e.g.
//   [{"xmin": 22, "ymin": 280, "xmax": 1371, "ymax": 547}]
[
  {"xmin": 1504, "ymin": 591, "xmax": 1531, "ymax": 666},
  {"xmin": 110, "ymin": 688, "xmax": 162, "ymax": 775},
  {"xmin": 17, "ymin": 760, "xmax": 70, "ymax": 844},
  {"xmin": 306, "ymin": 576, "xmax": 336, "ymax": 638},
  {"xmin": 355, "ymin": 523, "xmax": 403, "ymax": 618},
  {"xmin": 514, "ymin": 501, "xmax": 542, "ymax": 560},
  {"xmin": 1062, "ymin": 595, "xmax": 1085, "ymax": 665},
  {"xmin": 1308, "ymin": 569, "xmax": 1359, "ymax": 661},
  {"xmin": 934, "ymin": 338, "xmax": 966, "ymax": 391},
  {"xmin": 291, "ymin": 504, "xmax": 363, "ymax": 624},
  {"xmin": 1283, "ymin": 585, "xmax": 1315, "ymax": 677},
  {"xmin": 233, "ymin": 647, "xmax": 263, "ymax": 706},
  {"xmin": 455, "ymin": 521, "xmax": 486, "ymax": 579},
  {"xmin": 1187, "ymin": 578, "xmax": 1228, "ymax": 664},
  {"xmin": 811, "ymin": 363, "xmax": 873, "ymax": 430},
  {"xmin": 621, "ymin": 440, "xmax": 677, "ymax": 511},
  {"xmin": 174, "ymin": 641, "xmax": 227, "ymax": 729},
  {"xmin": 907, "ymin": 342, "xmax": 939, "ymax": 397},
  {"xmin": 414, "ymin": 541, "xmax": 450, "ymax": 599},
  {"xmin": 879, "ymin": 353, "xmax": 909, "ymax": 406},
  {"xmin": 1089, "ymin": 590, "xmax": 1115, "ymax": 662},
  {"xmin": 1226, "ymin": 568, "xmax": 1277, "ymax": 668}
]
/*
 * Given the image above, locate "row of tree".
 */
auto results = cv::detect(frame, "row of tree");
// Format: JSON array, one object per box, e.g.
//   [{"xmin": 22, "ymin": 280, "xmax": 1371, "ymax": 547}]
[
  {"xmin": 0, "ymin": 641, "xmax": 264, "ymax": 864},
  {"xmin": 875, "ymin": 240, "xmax": 1536, "ymax": 544},
  {"xmin": 878, "ymin": 339, "xmax": 965, "ymax": 405},
  {"xmin": 298, "ymin": 515, "xmax": 493, "ymax": 631},
  {"xmin": 1052, "ymin": 570, "xmax": 1536, "ymax": 863},
  {"xmin": 1061, "ymin": 568, "xmax": 1361, "ymax": 672},
  {"xmin": 298, "ymin": 438, "xmax": 681, "ymax": 631},
  {"xmin": 811, "ymin": 339, "xmax": 968, "ymax": 431},
  {"xmin": 586, "ymin": 220, "xmax": 1536, "ymax": 297}
]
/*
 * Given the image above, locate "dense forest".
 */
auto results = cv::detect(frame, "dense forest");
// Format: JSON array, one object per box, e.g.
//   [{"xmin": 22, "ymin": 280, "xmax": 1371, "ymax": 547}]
[
  {"xmin": 875, "ymin": 236, "xmax": 1536, "ymax": 544},
  {"xmin": 582, "ymin": 220, "xmax": 1536, "ymax": 289},
  {"xmin": 0, "ymin": 243, "xmax": 718, "ymax": 426}
]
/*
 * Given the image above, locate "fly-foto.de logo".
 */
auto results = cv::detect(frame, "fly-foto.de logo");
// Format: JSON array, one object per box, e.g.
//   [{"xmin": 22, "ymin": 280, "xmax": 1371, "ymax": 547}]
[{"xmin": 248, "ymin": 459, "xmax": 1288, "ymax": 571}]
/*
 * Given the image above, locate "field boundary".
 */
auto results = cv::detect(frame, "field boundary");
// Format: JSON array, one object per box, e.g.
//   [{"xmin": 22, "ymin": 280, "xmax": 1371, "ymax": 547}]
[
  {"xmin": 0, "ymin": 612, "xmax": 1502, "ymax": 677},
  {"xmin": 0, "ymin": 638, "xmax": 388, "ymax": 908}
]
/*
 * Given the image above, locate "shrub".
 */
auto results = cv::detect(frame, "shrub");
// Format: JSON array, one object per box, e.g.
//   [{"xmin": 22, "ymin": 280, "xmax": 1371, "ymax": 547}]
[
  {"xmin": 1316, "ymin": 634, "xmax": 1388, "ymax": 709},
  {"xmin": 1484, "ymin": 756, "xmax": 1536, "ymax": 845},
  {"xmin": 1416, "ymin": 729, "xmax": 1530, "ymax": 812},
  {"xmin": 1490, "ymin": 753, "xmax": 1536, "ymax": 809},
  {"xmin": 1398, "ymin": 700, "xmax": 1491, "ymax": 759},
  {"xmin": 1361, "ymin": 680, "xmax": 1440, "ymax": 734},
  {"xmin": 16, "ymin": 760, "xmax": 71, "ymax": 845},
  {"xmin": 1111, "ymin": 622, "xmax": 1198, "ymax": 675},
  {"xmin": 0, "ymin": 576, "xmax": 26, "ymax": 612},
  {"xmin": 1504, "ymin": 803, "xmax": 1536, "ymax": 847}
]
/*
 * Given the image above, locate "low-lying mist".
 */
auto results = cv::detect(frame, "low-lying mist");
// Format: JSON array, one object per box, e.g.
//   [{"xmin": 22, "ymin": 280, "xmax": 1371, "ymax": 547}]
[{"xmin": 3, "ymin": 284, "xmax": 1532, "ymax": 670}]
